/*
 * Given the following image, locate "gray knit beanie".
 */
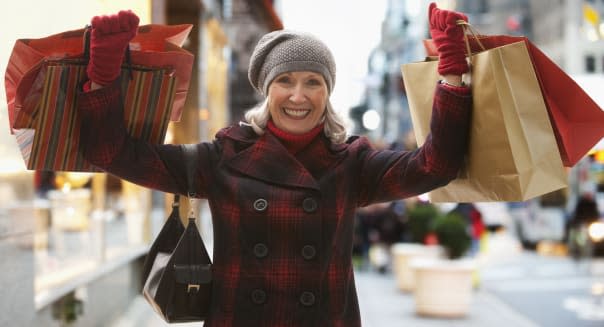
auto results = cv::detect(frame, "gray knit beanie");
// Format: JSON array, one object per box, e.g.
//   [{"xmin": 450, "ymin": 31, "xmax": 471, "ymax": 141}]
[{"xmin": 248, "ymin": 29, "xmax": 336, "ymax": 95}]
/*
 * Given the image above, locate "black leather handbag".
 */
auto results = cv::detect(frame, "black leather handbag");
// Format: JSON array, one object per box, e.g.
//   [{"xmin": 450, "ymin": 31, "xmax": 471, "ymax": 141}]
[{"xmin": 142, "ymin": 145, "xmax": 212, "ymax": 323}]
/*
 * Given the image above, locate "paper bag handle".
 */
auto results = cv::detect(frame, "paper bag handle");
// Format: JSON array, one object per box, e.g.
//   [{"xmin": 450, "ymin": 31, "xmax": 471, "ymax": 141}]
[
  {"xmin": 457, "ymin": 21, "xmax": 486, "ymax": 55},
  {"xmin": 455, "ymin": 20, "xmax": 485, "ymax": 79},
  {"xmin": 81, "ymin": 25, "xmax": 134, "ymax": 80}
]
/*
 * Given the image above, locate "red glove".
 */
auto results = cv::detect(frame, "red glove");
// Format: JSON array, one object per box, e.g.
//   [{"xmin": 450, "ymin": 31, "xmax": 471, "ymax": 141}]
[
  {"xmin": 87, "ymin": 10, "xmax": 140, "ymax": 86},
  {"xmin": 428, "ymin": 3, "xmax": 469, "ymax": 76}
]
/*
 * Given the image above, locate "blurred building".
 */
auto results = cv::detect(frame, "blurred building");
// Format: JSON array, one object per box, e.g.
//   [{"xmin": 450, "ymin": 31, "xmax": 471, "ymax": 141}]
[
  {"xmin": 354, "ymin": 0, "xmax": 424, "ymax": 142},
  {"xmin": 224, "ymin": 0, "xmax": 283, "ymax": 123},
  {"xmin": 356, "ymin": 0, "xmax": 603, "ymax": 138},
  {"xmin": 354, "ymin": 0, "xmax": 604, "ymax": 246},
  {"xmin": 463, "ymin": 0, "xmax": 604, "ymax": 74}
]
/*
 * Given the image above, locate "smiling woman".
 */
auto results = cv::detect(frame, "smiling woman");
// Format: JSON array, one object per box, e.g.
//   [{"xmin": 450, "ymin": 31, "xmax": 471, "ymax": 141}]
[
  {"xmin": 280, "ymin": 0, "xmax": 387, "ymax": 115},
  {"xmin": 244, "ymin": 30, "xmax": 347, "ymax": 144},
  {"xmin": 77, "ymin": 4, "xmax": 473, "ymax": 326},
  {"xmin": 268, "ymin": 72, "xmax": 327, "ymax": 132}
]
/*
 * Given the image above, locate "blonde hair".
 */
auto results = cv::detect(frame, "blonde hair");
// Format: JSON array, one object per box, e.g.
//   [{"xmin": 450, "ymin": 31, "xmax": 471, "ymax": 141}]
[{"xmin": 243, "ymin": 99, "xmax": 348, "ymax": 144}]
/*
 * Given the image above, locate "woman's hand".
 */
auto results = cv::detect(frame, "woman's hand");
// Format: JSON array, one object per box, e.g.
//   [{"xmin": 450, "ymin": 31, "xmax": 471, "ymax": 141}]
[
  {"xmin": 87, "ymin": 10, "xmax": 139, "ymax": 87},
  {"xmin": 428, "ymin": 2, "xmax": 468, "ymax": 77}
]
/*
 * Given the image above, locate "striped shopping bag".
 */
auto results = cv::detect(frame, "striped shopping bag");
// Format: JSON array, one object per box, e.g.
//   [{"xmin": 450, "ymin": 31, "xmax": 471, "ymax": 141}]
[
  {"xmin": 17, "ymin": 60, "xmax": 176, "ymax": 171},
  {"xmin": 5, "ymin": 24, "xmax": 194, "ymax": 172}
]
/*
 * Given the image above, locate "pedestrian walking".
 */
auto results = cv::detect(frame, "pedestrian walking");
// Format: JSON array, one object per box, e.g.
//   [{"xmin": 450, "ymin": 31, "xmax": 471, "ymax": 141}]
[
  {"xmin": 77, "ymin": 3, "xmax": 472, "ymax": 326},
  {"xmin": 566, "ymin": 193, "xmax": 600, "ymax": 260}
]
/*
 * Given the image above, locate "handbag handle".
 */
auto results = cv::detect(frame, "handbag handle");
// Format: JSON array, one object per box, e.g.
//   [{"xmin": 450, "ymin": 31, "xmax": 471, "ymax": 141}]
[
  {"xmin": 182, "ymin": 144, "xmax": 198, "ymax": 219},
  {"xmin": 181, "ymin": 144, "xmax": 212, "ymax": 269}
]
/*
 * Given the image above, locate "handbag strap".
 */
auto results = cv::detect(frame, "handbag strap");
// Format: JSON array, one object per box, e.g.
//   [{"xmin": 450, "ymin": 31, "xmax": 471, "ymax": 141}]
[
  {"xmin": 182, "ymin": 144, "xmax": 198, "ymax": 219},
  {"xmin": 181, "ymin": 144, "xmax": 212, "ymax": 266}
]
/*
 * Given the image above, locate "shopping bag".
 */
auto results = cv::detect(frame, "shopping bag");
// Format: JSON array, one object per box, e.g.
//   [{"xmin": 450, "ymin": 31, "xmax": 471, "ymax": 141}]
[
  {"xmin": 5, "ymin": 23, "xmax": 193, "ymax": 132},
  {"xmin": 19, "ymin": 61, "xmax": 176, "ymax": 171},
  {"xmin": 4, "ymin": 24, "xmax": 194, "ymax": 171},
  {"xmin": 424, "ymin": 36, "xmax": 604, "ymax": 167},
  {"xmin": 402, "ymin": 41, "xmax": 568, "ymax": 202}
]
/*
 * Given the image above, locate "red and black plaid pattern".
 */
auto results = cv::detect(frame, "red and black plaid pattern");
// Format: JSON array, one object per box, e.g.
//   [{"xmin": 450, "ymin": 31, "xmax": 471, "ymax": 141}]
[{"xmin": 78, "ymin": 82, "xmax": 471, "ymax": 326}]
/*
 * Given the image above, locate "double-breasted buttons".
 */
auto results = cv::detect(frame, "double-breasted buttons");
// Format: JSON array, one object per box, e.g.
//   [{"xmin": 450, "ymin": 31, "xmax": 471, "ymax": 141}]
[
  {"xmin": 251, "ymin": 289, "xmax": 267, "ymax": 304},
  {"xmin": 253, "ymin": 198, "xmax": 268, "ymax": 212},
  {"xmin": 302, "ymin": 197, "xmax": 318, "ymax": 213},
  {"xmin": 301, "ymin": 245, "xmax": 316, "ymax": 260},
  {"xmin": 299, "ymin": 291, "xmax": 316, "ymax": 306},
  {"xmin": 253, "ymin": 243, "xmax": 269, "ymax": 258}
]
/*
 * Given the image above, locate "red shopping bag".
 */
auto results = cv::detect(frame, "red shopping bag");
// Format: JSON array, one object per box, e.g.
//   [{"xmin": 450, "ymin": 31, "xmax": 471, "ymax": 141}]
[
  {"xmin": 19, "ymin": 62, "xmax": 176, "ymax": 171},
  {"xmin": 424, "ymin": 36, "xmax": 604, "ymax": 167},
  {"xmin": 5, "ymin": 24, "xmax": 194, "ymax": 133},
  {"xmin": 4, "ymin": 24, "xmax": 193, "ymax": 172}
]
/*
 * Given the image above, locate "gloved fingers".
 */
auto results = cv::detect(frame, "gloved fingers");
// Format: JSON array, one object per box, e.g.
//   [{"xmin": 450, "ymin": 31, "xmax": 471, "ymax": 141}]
[
  {"xmin": 429, "ymin": 2, "xmax": 437, "ymax": 24},
  {"xmin": 118, "ymin": 10, "xmax": 140, "ymax": 33},
  {"xmin": 90, "ymin": 15, "xmax": 102, "ymax": 29},
  {"xmin": 91, "ymin": 11, "xmax": 139, "ymax": 36},
  {"xmin": 429, "ymin": 2, "xmax": 468, "ymax": 30},
  {"xmin": 91, "ymin": 15, "xmax": 107, "ymax": 34},
  {"xmin": 444, "ymin": 11, "xmax": 468, "ymax": 26},
  {"xmin": 429, "ymin": 2, "xmax": 446, "ymax": 30},
  {"xmin": 444, "ymin": 24, "xmax": 466, "ymax": 40},
  {"xmin": 90, "ymin": 15, "xmax": 116, "ymax": 35}
]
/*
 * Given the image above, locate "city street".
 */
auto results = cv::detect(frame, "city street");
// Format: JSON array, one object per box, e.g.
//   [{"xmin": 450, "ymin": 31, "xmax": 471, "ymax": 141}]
[
  {"xmin": 481, "ymin": 252, "xmax": 604, "ymax": 327},
  {"xmin": 111, "ymin": 246, "xmax": 604, "ymax": 327}
]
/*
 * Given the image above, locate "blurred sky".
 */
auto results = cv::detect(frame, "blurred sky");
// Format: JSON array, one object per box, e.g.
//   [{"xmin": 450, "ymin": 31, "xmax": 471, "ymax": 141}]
[
  {"xmin": 279, "ymin": 0, "xmax": 389, "ymax": 121},
  {"xmin": 0, "ymin": 0, "xmax": 151, "ymax": 108}
]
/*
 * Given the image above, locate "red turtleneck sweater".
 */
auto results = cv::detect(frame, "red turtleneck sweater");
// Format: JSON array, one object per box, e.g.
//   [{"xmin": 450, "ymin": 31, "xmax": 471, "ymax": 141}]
[{"xmin": 267, "ymin": 120, "xmax": 324, "ymax": 154}]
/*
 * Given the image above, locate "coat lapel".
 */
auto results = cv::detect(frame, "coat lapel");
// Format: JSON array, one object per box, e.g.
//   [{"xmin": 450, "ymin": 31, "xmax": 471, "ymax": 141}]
[
  {"xmin": 223, "ymin": 125, "xmax": 320, "ymax": 190},
  {"xmin": 295, "ymin": 135, "xmax": 349, "ymax": 181}
]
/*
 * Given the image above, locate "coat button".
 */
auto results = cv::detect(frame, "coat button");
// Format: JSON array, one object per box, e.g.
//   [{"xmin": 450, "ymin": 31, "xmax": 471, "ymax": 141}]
[
  {"xmin": 302, "ymin": 198, "xmax": 318, "ymax": 213},
  {"xmin": 251, "ymin": 289, "xmax": 267, "ymax": 304},
  {"xmin": 301, "ymin": 245, "xmax": 316, "ymax": 260},
  {"xmin": 299, "ymin": 291, "xmax": 316, "ymax": 306},
  {"xmin": 253, "ymin": 198, "xmax": 268, "ymax": 212},
  {"xmin": 253, "ymin": 243, "xmax": 269, "ymax": 258}
]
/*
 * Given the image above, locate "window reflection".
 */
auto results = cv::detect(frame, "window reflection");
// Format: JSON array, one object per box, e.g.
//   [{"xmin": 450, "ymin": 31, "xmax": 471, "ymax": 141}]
[{"xmin": 32, "ymin": 171, "xmax": 158, "ymax": 307}]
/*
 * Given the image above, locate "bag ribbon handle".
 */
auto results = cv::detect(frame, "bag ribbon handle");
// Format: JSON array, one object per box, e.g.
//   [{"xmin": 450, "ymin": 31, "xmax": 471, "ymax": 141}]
[{"xmin": 82, "ymin": 25, "xmax": 134, "ymax": 80}]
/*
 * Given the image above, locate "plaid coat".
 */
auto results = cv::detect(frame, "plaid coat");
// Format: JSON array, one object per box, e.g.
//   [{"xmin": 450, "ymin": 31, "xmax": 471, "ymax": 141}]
[{"xmin": 78, "ymin": 82, "xmax": 471, "ymax": 327}]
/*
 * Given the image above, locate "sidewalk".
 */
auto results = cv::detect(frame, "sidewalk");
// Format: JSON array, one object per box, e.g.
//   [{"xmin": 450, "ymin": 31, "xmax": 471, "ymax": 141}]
[
  {"xmin": 111, "ymin": 268, "xmax": 537, "ymax": 327},
  {"xmin": 355, "ymin": 269, "xmax": 538, "ymax": 327}
]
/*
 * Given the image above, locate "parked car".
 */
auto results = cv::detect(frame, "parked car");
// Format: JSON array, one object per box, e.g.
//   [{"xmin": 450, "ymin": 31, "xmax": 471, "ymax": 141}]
[{"xmin": 507, "ymin": 200, "xmax": 566, "ymax": 250}]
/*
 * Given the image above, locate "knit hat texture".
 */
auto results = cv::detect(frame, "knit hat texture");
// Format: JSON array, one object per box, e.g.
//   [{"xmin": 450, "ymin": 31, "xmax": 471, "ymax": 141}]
[{"xmin": 248, "ymin": 30, "xmax": 336, "ymax": 95}]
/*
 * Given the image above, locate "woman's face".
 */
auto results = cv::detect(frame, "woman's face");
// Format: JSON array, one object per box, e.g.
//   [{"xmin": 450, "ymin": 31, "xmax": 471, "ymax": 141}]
[{"xmin": 267, "ymin": 71, "xmax": 328, "ymax": 134}]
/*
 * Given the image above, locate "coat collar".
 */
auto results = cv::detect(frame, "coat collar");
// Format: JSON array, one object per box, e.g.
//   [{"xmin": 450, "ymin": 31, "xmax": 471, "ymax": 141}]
[{"xmin": 220, "ymin": 124, "xmax": 348, "ymax": 190}]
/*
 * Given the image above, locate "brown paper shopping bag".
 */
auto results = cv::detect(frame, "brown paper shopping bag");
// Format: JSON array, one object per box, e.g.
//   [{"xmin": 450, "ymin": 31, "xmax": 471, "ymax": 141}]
[
  {"xmin": 425, "ymin": 36, "xmax": 604, "ymax": 167},
  {"xmin": 401, "ymin": 41, "xmax": 567, "ymax": 202}
]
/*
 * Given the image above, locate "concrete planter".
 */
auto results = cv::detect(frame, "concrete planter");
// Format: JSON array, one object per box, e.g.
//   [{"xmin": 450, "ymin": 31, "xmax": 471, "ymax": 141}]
[
  {"xmin": 410, "ymin": 257, "xmax": 476, "ymax": 318},
  {"xmin": 390, "ymin": 243, "xmax": 443, "ymax": 292}
]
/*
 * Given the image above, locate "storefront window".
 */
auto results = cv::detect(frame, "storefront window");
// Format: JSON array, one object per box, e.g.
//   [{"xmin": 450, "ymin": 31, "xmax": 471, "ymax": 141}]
[{"xmin": 32, "ymin": 171, "xmax": 160, "ymax": 308}]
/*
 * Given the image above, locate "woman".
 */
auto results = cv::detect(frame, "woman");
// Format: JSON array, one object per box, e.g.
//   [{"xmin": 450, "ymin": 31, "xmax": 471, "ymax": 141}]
[{"xmin": 79, "ymin": 3, "xmax": 472, "ymax": 326}]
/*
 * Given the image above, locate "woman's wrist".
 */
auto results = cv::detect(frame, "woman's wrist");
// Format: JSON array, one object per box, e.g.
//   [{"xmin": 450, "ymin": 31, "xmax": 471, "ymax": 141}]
[{"xmin": 441, "ymin": 75, "xmax": 464, "ymax": 87}]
